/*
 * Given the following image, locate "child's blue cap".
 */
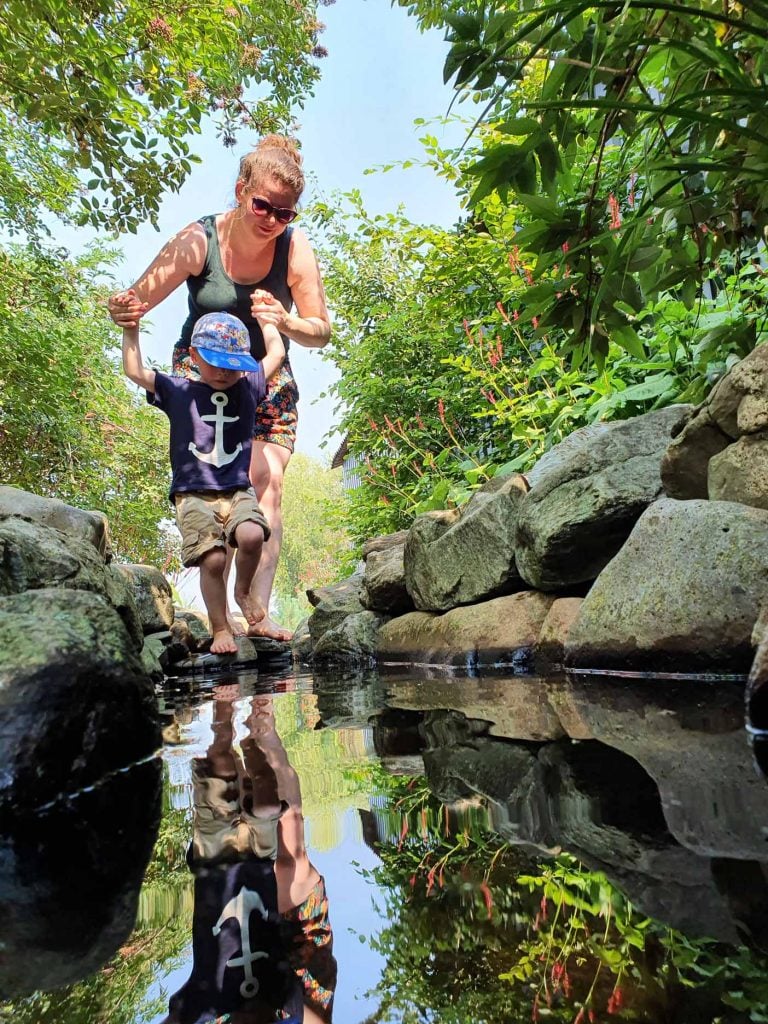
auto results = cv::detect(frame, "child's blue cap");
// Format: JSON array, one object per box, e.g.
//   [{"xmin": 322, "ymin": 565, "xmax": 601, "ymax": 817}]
[{"xmin": 191, "ymin": 313, "xmax": 260, "ymax": 372}]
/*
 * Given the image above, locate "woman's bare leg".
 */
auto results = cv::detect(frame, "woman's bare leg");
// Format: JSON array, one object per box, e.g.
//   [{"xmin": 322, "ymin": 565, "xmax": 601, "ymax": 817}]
[{"xmin": 246, "ymin": 440, "xmax": 293, "ymax": 641}]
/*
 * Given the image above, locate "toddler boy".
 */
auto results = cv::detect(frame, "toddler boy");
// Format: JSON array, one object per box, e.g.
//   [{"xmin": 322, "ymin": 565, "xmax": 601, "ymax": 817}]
[{"xmin": 122, "ymin": 312, "xmax": 284, "ymax": 654}]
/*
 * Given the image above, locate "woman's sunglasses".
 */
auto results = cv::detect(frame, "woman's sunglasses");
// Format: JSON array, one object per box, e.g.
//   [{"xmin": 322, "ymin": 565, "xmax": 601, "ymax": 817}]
[{"xmin": 250, "ymin": 196, "xmax": 298, "ymax": 225}]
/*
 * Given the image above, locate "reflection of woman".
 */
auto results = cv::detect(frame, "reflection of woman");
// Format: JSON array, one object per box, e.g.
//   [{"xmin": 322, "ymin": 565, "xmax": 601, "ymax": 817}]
[
  {"xmin": 108, "ymin": 136, "xmax": 331, "ymax": 642},
  {"xmin": 165, "ymin": 687, "xmax": 336, "ymax": 1024}
]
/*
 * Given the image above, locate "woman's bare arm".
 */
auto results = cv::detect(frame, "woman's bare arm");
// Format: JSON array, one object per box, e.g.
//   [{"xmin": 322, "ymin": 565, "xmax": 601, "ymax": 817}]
[
  {"xmin": 108, "ymin": 221, "xmax": 208, "ymax": 327},
  {"xmin": 251, "ymin": 228, "xmax": 331, "ymax": 348}
]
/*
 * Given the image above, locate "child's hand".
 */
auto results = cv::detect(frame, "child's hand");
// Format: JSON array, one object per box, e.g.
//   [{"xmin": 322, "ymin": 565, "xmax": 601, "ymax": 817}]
[
  {"xmin": 250, "ymin": 288, "xmax": 287, "ymax": 331},
  {"xmin": 108, "ymin": 288, "xmax": 148, "ymax": 328}
]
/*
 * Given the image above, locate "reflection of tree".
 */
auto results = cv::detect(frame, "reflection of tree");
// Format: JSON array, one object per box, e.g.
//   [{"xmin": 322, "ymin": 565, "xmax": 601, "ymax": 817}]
[{"xmin": 362, "ymin": 775, "xmax": 768, "ymax": 1024}]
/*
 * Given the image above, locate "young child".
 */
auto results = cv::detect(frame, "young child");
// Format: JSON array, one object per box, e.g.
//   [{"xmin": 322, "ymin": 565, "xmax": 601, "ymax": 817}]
[{"xmin": 123, "ymin": 311, "xmax": 285, "ymax": 655}]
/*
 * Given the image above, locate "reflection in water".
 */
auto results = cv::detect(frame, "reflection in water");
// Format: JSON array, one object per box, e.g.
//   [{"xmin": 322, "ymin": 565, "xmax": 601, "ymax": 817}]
[
  {"xmin": 164, "ymin": 683, "xmax": 336, "ymax": 1024},
  {"xmin": 4, "ymin": 668, "xmax": 768, "ymax": 1022},
  {"xmin": 0, "ymin": 757, "xmax": 162, "ymax": 999}
]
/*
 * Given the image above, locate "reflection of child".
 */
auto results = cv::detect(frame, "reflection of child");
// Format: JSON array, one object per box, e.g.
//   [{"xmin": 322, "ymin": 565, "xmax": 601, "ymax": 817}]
[
  {"xmin": 122, "ymin": 313, "xmax": 284, "ymax": 655},
  {"xmin": 164, "ymin": 691, "xmax": 302, "ymax": 1024},
  {"xmin": 164, "ymin": 689, "xmax": 337, "ymax": 1024}
]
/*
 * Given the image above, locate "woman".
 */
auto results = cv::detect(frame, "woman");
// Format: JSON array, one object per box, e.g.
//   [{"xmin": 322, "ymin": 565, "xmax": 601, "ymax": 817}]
[{"xmin": 109, "ymin": 136, "xmax": 331, "ymax": 642}]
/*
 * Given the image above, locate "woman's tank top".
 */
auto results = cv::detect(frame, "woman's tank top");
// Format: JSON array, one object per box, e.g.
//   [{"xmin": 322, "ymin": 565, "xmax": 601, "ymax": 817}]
[{"xmin": 178, "ymin": 214, "xmax": 294, "ymax": 360}]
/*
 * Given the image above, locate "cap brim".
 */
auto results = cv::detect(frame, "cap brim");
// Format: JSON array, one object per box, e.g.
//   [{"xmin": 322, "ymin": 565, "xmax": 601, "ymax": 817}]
[{"xmin": 195, "ymin": 347, "xmax": 261, "ymax": 372}]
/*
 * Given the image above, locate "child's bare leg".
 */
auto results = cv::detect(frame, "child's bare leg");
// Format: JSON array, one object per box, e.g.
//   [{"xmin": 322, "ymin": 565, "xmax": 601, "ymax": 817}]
[
  {"xmin": 233, "ymin": 521, "xmax": 266, "ymax": 627},
  {"xmin": 199, "ymin": 548, "xmax": 238, "ymax": 654},
  {"xmin": 222, "ymin": 547, "xmax": 246, "ymax": 636}
]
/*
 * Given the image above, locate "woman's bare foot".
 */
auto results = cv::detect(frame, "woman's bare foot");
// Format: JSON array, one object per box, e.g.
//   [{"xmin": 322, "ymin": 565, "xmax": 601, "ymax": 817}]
[
  {"xmin": 234, "ymin": 588, "xmax": 266, "ymax": 628},
  {"xmin": 226, "ymin": 613, "xmax": 247, "ymax": 637},
  {"xmin": 210, "ymin": 628, "xmax": 239, "ymax": 655},
  {"xmin": 246, "ymin": 616, "xmax": 292, "ymax": 642}
]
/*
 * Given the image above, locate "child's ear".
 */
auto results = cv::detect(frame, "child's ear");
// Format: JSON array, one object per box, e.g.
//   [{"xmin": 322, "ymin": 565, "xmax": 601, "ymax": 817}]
[{"xmin": 189, "ymin": 347, "xmax": 200, "ymax": 366}]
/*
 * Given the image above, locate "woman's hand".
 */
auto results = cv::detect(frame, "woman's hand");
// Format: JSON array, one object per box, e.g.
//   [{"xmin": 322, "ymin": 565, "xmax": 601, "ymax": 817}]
[
  {"xmin": 250, "ymin": 288, "xmax": 289, "ymax": 332},
  {"xmin": 108, "ymin": 288, "xmax": 148, "ymax": 328}
]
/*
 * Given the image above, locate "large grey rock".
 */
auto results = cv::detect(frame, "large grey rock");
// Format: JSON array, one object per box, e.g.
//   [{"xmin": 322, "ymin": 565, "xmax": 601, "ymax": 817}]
[
  {"xmin": 362, "ymin": 530, "xmax": 410, "ymax": 559},
  {"xmin": 174, "ymin": 608, "xmax": 212, "ymax": 650},
  {"xmin": 115, "ymin": 564, "xmax": 174, "ymax": 634},
  {"xmin": 708, "ymin": 342, "xmax": 768, "ymax": 438},
  {"xmin": 0, "ymin": 485, "xmax": 111, "ymax": 561},
  {"xmin": 306, "ymin": 574, "xmax": 365, "ymax": 641},
  {"xmin": 708, "ymin": 433, "xmax": 768, "ymax": 509},
  {"xmin": 0, "ymin": 588, "xmax": 160, "ymax": 814},
  {"xmin": 361, "ymin": 544, "xmax": 412, "ymax": 614},
  {"xmin": 405, "ymin": 475, "xmax": 529, "ymax": 611},
  {"xmin": 516, "ymin": 405, "xmax": 690, "ymax": 590},
  {"xmin": 312, "ymin": 610, "xmax": 387, "ymax": 665},
  {"xmin": 661, "ymin": 405, "xmax": 732, "ymax": 499},
  {"xmin": 565, "ymin": 497, "xmax": 768, "ymax": 670},
  {"xmin": 0, "ymin": 517, "xmax": 141, "ymax": 647},
  {"xmin": 291, "ymin": 615, "xmax": 314, "ymax": 664},
  {"xmin": 377, "ymin": 591, "xmax": 554, "ymax": 669}
]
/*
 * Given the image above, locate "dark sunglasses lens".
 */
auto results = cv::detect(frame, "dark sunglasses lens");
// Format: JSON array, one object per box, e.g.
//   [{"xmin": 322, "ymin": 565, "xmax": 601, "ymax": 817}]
[{"xmin": 251, "ymin": 197, "xmax": 297, "ymax": 224}]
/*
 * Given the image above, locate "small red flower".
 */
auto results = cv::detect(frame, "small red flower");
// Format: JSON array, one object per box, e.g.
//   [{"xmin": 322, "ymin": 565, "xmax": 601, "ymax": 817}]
[{"xmin": 479, "ymin": 881, "xmax": 493, "ymax": 918}]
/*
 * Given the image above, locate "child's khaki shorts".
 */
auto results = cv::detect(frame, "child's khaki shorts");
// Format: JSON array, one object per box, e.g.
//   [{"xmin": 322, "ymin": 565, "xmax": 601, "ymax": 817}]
[{"xmin": 174, "ymin": 487, "xmax": 270, "ymax": 567}]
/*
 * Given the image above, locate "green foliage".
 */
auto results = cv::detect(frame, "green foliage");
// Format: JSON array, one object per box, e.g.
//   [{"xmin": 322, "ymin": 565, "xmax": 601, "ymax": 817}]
[
  {"xmin": 401, "ymin": 0, "xmax": 768, "ymax": 366},
  {"xmin": 0, "ymin": 243, "xmax": 174, "ymax": 565},
  {"xmin": 273, "ymin": 451, "xmax": 350, "ymax": 626},
  {"xmin": 362, "ymin": 774, "xmax": 768, "ymax": 1023},
  {"xmin": 0, "ymin": 0, "xmax": 325, "ymax": 235}
]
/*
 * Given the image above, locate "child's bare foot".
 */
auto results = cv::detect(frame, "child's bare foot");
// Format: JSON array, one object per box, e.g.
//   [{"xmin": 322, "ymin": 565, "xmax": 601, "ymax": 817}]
[
  {"xmin": 246, "ymin": 616, "xmax": 292, "ymax": 642},
  {"xmin": 234, "ymin": 588, "xmax": 266, "ymax": 628},
  {"xmin": 210, "ymin": 628, "xmax": 238, "ymax": 655}
]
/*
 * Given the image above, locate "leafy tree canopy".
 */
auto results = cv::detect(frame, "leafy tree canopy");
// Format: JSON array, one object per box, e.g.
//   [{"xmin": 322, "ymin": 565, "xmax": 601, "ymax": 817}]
[
  {"xmin": 397, "ymin": 0, "xmax": 768, "ymax": 366},
  {"xmin": 0, "ymin": 0, "xmax": 328, "ymax": 236},
  {"xmin": 0, "ymin": 243, "xmax": 175, "ymax": 564}
]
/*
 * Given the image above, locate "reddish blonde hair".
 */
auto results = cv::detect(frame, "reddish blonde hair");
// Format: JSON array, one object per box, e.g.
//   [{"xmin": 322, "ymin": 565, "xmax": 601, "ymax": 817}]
[{"xmin": 238, "ymin": 134, "xmax": 304, "ymax": 199}]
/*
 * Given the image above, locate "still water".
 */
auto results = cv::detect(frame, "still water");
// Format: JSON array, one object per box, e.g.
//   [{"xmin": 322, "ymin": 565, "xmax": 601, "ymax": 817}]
[{"xmin": 2, "ymin": 666, "xmax": 768, "ymax": 1023}]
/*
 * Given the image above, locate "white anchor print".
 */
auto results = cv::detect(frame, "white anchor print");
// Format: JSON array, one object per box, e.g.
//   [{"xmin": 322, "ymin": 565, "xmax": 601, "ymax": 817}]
[
  {"xmin": 212, "ymin": 887, "xmax": 270, "ymax": 998},
  {"xmin": 189, "ymin": 391, "xmax": 242, "ymax": 468}
]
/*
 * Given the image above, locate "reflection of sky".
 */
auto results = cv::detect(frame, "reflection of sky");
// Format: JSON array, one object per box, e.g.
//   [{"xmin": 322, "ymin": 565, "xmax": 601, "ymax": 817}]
[{"xmin": 146, "ymin": 692, "xmax": 392, "ymax": 1023}]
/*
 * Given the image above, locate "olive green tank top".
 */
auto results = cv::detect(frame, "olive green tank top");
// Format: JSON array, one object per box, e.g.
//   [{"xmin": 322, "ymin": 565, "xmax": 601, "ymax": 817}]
[{"xmin": 178, "ymin": 214, "xmax": 294, "ymax": 361}]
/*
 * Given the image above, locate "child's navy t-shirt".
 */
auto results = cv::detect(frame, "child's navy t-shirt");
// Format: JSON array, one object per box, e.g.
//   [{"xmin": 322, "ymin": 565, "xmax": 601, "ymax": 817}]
[{"xmin": 149, "ymin": 369, "xmax": 266, "ymax": 499}]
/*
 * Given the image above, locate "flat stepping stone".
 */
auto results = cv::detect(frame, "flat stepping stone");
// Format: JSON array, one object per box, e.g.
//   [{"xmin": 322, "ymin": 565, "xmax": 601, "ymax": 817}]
[{"xmin": 164, "ymin": 634, "xmax": 290, "ymax": 677}]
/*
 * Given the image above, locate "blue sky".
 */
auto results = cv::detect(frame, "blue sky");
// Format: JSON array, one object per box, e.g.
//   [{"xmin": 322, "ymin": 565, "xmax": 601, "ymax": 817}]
[{"xmin": 106, "ymin": 0, "xmax": 470, "ymax": 461}]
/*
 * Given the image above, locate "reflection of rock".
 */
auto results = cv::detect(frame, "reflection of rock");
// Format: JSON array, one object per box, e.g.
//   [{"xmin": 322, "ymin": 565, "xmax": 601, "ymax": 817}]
[
  {"xmin": 515, "ymin": 406, "xmax": 688, "ymax": 590},
  {"xmin": 0, "ymin": 589, "xmax": 160, "ymax": 814},
  {"xmin": 565, "ymin": 497, "xmax": 768, "ymax": 670},
  {"xmin": 421, "ymin": 711, "xmax": 740, "ymax": 941},
  {"xmin": 386, "ymin": 675, "xmax": 566, "ymax": 742},
  {"xmin": 377, "ymin": 592, "xmax": 554, "ymax": 669},
  {"xmin": 312, "ymin": 668, "xmax": 387, "ymax": 730},
  {"xmin": 404, "ymin": 475, "xmax": 528, "ymax": 611},
  {"xmin": 560, "ymin": 675, "xmax": 768, "ymax": 860},
  {"xmin": 0, "ymin": 758, "xmax": 162, "ymax": 997}
]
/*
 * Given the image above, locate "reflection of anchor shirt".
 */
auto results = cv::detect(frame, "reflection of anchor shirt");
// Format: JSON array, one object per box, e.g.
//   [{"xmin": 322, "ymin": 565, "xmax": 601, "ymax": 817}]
[
  {"xmin": 165, "ymin": 859, "xmax": 303, "ymax": 1024},
  {"xmin": 149, "ymin": 370, "xmax": 266, "ymax": 499}
]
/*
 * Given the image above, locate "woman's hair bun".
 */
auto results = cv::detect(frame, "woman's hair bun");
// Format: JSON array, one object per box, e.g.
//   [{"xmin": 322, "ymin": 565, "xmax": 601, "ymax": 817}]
[
  {"xmin": 256, "ymin": 134, "xmax": 303, "ymax": 168},
  {"xmin": 239, "ymin": 133, "xmax": 305, "ymax": 197}
]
